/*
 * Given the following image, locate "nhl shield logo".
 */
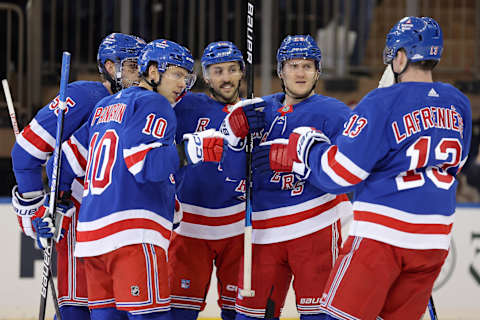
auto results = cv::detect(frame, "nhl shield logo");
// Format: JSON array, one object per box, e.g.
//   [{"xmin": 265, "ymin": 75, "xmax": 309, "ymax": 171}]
[
  {"xmin": 181, "ymin": 279, "xmax": 190, "ymax": 289},
  {"xmin": 131, "ymin": 285, "xmax": 140, "ymax": 296}
]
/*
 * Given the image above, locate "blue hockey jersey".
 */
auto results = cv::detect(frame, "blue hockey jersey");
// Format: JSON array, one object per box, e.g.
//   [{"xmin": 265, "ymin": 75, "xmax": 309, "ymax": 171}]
[
  {"xmin": 174, "ymin": 92, "xmax": 246, "ymax": 240},
  {"xmin": 57, "ymin": 86, "xmax": 179, "ymax": 257},
  {"xmin": 307, "ymin": 82, "xmax": 472, "ymax": 250},
  {"xmin": 235, "ymin": 93, "xmax": 353, "ymax": 244},
  {"xmin": 11, "ymin": 81, "xmax": 109, "ymax": 196}
]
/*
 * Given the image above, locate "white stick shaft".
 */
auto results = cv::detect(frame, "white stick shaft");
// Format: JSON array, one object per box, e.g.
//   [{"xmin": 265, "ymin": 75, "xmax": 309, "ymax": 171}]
[
  {"xmin": 240, "ymin": 226, "xmax": 255, "ymax": 297},
  {"xmin": 2, "ymin": 79, "xmax": 20, "ymax": 137}
]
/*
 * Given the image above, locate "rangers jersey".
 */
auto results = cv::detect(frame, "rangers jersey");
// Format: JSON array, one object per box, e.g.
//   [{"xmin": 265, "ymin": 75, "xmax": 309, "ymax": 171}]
[
  {"xmin": 174, "ymin": 92, "xmax": 246, "ymax": 240},
  {"xmin": 241, "ymin": 93, "xmax": 352, "ymax": 244},
  {"xmin": 11, "ymin": 80, "xmax": 109, "ymax": 308},
  {"xmin": 12, "ymin": 81, "xmax": 109, "ymax": 199},
  {"xmin": 307, "ymin": 82, "xmax": 472, "ymax": 250},
  {"xmin": 58, "ymin": 86, "xmax": 179, "ymax": 257}
]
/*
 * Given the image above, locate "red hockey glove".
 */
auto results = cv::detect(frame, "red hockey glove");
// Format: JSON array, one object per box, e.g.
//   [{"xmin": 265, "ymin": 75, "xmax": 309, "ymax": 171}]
[
  {"xmin": 219, "ymin": 98, "xmax": 265, "ymax": 148},
  {"xmin": 286, "ymin": 127, "xmax": 331, "ymax": 177},
  {"xmin": 253, "ymin": 139, "xmax": 307, "ymax": 176},
  {"xmin": 183, "ymin": 129, "xmax": 225, "ymax": 165}
]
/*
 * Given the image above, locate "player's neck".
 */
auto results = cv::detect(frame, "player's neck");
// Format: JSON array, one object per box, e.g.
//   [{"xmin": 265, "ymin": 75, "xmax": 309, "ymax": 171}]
[
  {"xmin": 103, "ymin": 81, "xmax": 113, "ymax": 95},
  {"xmin": 139, "ymin": 80, "xmax": 153, "ymax": 91},
  {"xmin": 399, "ymin": 69, "xmax": 433, "ymax": 83},
  {"xmin": 285, "ymin": 90, "xmax": 314, "ymax": 106}
]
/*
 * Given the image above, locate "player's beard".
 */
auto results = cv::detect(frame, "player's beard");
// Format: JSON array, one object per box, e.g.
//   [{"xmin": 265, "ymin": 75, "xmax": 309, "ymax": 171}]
[{"xmin": 209, "ymin": 80, "xmax": 241, "ymax": 104}]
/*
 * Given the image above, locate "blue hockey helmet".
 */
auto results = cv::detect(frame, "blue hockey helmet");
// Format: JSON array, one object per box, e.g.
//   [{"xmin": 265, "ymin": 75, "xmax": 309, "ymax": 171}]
[
  {"xmin": 276, "ymin": 35, "xmax": 322, "ymax": 75},
  {"xmin": 138, "ymin": 39, "xmax": 196, "ymax": 89},
  {"xmin": 97, "ymin": 33, "xmax": 146, "ymax": 73},
  {"xmin": 201, "ymin": 41, "xmax": 245, "ymax": 75},
  {"xmin": 97, "ymin": 33, "xmax": 146, "ymax": 92},
  {"xmin": 383, "ymin": 16, "xmax": 443, "ymax": 65}
]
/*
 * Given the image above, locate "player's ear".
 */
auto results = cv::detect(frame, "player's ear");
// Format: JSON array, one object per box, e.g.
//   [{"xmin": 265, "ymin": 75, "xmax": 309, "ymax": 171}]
[
  {"xmin": 104, "ymin": 60, "xmax": 116, "ymax": 79},
  {"xmin": 148, "ymin": 64, "xmax": 159, "ymax": 82},
  {"xmin": 393, "ymin": 49, "xmax": 407, "ymax": 73}
]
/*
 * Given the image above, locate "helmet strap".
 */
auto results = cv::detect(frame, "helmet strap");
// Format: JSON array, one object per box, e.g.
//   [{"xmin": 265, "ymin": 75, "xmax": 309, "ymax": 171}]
[
  {"xmin": 391, "ymin": 60, "xmax": 409, "ymax": 83},
  {"xmin": 100, "ymin": 64, "xmax": 122, "ymax": 93},
  {"xmin": 144, "ymin": 74, "xmax": 162, "ymax": 93}
]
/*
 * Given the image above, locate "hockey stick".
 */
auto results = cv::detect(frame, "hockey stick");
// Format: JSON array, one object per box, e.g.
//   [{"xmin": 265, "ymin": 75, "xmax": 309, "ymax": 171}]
[
  {"xmin": 239, "ymin": 0, "xmax": 255, "ymax": 298},
  {"xmin": 428, "ymin": 295, "xmax": 438, "ymax": 320},
  {"xmin": 39, "ymin": 51, "xmax": 71, "ymax": 320},
  {"xmin": 2, "ymin": 79, "xmax": 62, "ymax": 320},
  {"xmin": 2, "ymin": 79, "xmax": 20, "ymax": 136}
]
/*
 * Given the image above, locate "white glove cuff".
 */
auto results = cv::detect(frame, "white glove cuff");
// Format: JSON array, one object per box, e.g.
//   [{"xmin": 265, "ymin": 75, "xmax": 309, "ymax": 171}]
[
  {"xmin": 294, "ymin": 128, "xmax": 331, "ymax": 166},
  {"xmin": 291, "ymin": 161, "xmax": 306, "ymax": 176},
  {"xmin": 219, "ymin": 119, "xmax": 242, "ymax": 147},
  {"xmin": 11, "ymin": 186, "xmax": 46, "ymax": 217}
]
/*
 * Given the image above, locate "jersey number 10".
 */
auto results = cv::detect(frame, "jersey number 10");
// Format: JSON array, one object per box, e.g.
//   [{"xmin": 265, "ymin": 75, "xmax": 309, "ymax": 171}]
[{"xmin": 84, "ymin": 129, "xmax": 119, "ymax": 195}]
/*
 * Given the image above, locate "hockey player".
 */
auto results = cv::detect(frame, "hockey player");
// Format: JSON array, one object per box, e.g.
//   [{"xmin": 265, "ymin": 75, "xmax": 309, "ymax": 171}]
[
  {"xmin": 264, "ymin": 17, "xmax": 472, "ymax": 320},
  {"xmin": 219, "ymin": 35, "xmax": 353, "ymax": 320},
  {"xmin": 10, "ymin": 33, "xmax": 146, "ymax": 319},
  {"xmin": 39, "ymin": 39, "xmax": 197, "ymax": 320},
  {"xmin": 169, "ymin": 41, "xmax": 256, "ymax": 320}
]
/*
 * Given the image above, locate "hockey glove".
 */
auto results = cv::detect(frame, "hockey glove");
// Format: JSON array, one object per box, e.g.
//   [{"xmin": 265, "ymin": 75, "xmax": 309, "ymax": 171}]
[
  {"xmin": 11, "ymin": 185, "xmax": 46, "ymax": 239},
  {"xmin": 378, "ymin": 64, "xmax": 395, "ymax": 88},
  {"xmin": 253, "ymin": 139, "xmax": 307, "ymax": 176},
  {"xmin": 33, "ymin": 191, "xmax": 75, "ymax": 250},
  {"xmin": 183, "ymin": 129, "xmax": 225, "ymax": 165},
  {"xmin": 219, "ymin": 98, "xmax": 266, "ymax": 147},
  {"xmin": 286, "ymin": 127, "xmax": 331, "ymax": 178}
]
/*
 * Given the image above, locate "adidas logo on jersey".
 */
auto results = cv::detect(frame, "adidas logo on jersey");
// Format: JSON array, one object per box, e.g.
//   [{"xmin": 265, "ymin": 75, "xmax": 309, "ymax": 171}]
[{"xmin": 428, "ymin": 88, "xmax": 439, "ymax": 97}]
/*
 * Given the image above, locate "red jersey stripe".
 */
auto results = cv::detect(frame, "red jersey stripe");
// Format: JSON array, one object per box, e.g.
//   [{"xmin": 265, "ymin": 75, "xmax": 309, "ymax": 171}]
[
  {"xmin": 182, "ymin": 211, "xmax": 245, "ymax": 226},
  {"xmin": 22, "ymin": 124, "xmax": 54, "ymax": 153},
  {"xmin": 253, "ymin": 194, "xmax": 348, "ymax": 229},
  {"xmin": 76, "ymin": 218, "xmax": 171, "ymax": 242},
  {"xmin": 67, "ymin": 139, "xmax": 87, "ymax": 170},
  {"xmin": 124, "ymin": 148, "xmax": 152, "ymax": 169},
  {"xmin": 354, "ymin": 210, "xmax": 453, "ymax": 235},
  {"xmin": 327, "ymin": 146, "xmax": 363, "ymax": 185}
]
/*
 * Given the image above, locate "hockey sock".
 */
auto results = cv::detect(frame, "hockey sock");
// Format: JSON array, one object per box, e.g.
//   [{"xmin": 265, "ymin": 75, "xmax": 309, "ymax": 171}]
[
  {"xmin": 169, "ymin": 307, "xmax": 199, "ymax": 320},
  {"xmin": 221, "ymin": 308, "xmax": 236, "ymax": 320},
  {"xmin": 55, "ymin": 305, "xmax": 90, "ymax": 320},
  {"xmin": 90, "ymin": 307, "xmax": 129, "ymax": 320}
]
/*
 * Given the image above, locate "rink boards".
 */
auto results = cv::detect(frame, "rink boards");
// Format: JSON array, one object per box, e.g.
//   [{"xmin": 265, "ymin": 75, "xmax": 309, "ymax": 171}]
[{"xmin": 0, "ymin": 201, "xmax": 479, "ymax": 319}]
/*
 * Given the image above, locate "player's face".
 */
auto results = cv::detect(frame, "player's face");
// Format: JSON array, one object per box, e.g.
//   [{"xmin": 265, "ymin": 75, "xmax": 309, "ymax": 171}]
[
  {"xmin": 120, "ymin": 59, "xmax": 140, "ymax": 88},
  {"xmin": 158, "ymin": 66, "xmax": 189, "ymax": 103},
  {"xmin": 280, "ymin": 58, "xmax": 319, "ymax": 98},
  {"xmin": 205, "ymin": 61, "xmax": 243, "ymax": 104}
]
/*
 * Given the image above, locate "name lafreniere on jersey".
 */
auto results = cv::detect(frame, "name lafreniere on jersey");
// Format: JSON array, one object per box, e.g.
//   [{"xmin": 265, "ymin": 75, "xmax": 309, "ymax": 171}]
[
  {"xmin": 91, "ymin": 103, "xmax": 127, "ymax": 126},
  {"xmin": 392, "ymin": 105, "xmax": 464, "ymax": 143}
]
